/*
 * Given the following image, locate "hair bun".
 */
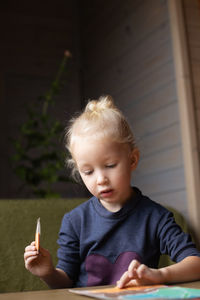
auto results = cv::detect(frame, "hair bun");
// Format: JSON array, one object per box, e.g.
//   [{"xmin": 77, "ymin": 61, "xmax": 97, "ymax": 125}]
[{"xmin": 85, "ymin": 95, "xmax": 114, "ymax": 114}]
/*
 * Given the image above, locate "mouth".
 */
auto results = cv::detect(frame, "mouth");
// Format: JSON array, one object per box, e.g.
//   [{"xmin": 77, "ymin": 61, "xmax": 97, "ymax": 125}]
[{"xmin": 100, "ymin": 189, "xmax": 114, "ymax": 198}]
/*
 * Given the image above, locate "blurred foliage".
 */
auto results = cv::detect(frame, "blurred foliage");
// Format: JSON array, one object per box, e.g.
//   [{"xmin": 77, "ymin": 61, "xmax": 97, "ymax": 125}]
[{"xmin": 11, "ymin": 51, "xmax": 73, "ymax": 198}]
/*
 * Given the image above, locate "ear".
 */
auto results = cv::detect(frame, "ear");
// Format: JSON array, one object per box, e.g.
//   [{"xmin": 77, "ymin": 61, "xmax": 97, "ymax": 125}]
[{"xmin": 130, "ymin": 148, "xmax": 140, "ymax": 171}]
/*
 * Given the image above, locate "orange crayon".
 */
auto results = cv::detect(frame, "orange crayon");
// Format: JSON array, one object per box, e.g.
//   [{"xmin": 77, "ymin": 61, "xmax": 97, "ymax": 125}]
[{"xmin": 35, "ymin": 217, "xmax": 41, "ymax": 252}]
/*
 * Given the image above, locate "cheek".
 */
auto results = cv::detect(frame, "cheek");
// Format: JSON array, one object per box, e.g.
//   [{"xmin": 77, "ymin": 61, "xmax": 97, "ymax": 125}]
[
  {"xmin": 81, "ymin": 176, "xmax": 88, "ymax": 186},
  {"xmin": 115, "ymin": 165, "xmax": 132, "ymax": 182},
  {"xmin": 84, "ymin": 182, "xmax": 97, "ymax": 197},
  {"xmin": 81, "ymin": 176, "xmax": 94, "ymax": 190}
]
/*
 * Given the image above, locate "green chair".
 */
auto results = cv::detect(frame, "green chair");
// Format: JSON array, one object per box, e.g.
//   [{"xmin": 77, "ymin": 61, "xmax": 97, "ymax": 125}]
[
  {"xmin": 0, "ymin": 198, "xmax": 86, "ymax": 293},
  {"xmin": 0, "ymin": 199, "xmax": 193, "ymax": 293}
]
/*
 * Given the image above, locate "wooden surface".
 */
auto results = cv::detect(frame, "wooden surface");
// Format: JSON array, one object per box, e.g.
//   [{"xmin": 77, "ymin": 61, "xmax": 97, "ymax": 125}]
[{"xmin": 1, "ymin": 281, "xmax": 200, "ymax": 300}]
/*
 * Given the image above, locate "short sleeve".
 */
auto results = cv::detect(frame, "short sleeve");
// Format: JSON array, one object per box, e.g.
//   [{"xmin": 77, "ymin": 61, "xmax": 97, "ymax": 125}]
[
  {"xmin": 56, "ymin": 213, "xmax": 80, "ymax": 281},
  {"xmin": 158, "ymin": 210, "xmax": 200, "ymax": 262}
]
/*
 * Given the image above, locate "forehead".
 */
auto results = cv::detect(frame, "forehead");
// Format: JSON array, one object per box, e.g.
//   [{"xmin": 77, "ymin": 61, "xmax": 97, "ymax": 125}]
[{"xmin": 71, "ymin": 136, "xmax": 129, "ymax": 163}]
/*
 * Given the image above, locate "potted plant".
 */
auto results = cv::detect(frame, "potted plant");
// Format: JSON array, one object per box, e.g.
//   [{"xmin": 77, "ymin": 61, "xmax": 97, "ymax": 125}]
[{"xmin": 11, "ymin": 51, "xmax": 73, "ymax": 198}]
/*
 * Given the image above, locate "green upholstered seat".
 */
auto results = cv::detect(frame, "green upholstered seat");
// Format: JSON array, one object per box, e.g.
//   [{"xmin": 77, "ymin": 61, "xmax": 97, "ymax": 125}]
[
  {"xmin": 0, "ymin": 198, "xmax": 86, "ymax": 293},
  {"xmin": 0, "ymin": 199, "xmax": 191, "ymax": 293}
]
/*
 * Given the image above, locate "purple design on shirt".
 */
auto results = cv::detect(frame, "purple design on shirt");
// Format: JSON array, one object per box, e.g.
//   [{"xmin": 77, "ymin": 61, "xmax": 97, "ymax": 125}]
[{"xmin": 85, "ymin": 251, "xmax": 141, "ymax": 286}]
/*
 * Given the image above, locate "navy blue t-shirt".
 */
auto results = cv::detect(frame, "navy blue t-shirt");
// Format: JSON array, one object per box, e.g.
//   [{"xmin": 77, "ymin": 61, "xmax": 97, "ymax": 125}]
[{"xmin": 56, "ymin": 187, "xmax": 200, "ymax": 287}]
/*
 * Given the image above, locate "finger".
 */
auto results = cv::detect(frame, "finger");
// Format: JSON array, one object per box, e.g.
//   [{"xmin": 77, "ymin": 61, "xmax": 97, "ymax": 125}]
[
  {"xmin": 24, "ymin": 255, "xmax": 38, "ymax": 268},
  {"xmin": 117, "ymin": 260, "xmax": 141, "ymax": 288},
  {"xmin": 117, "ymin": 271, "xmax": 130, "ymax": 288},
  {"xmin": 128, "ymin": 260, "xmax": 140, "ymax": 277},
  {"xmin": 123, "ymin": 279, "xmax": 140, "ymax": 287},
  {"xmin": 25, "ymin": 245, "xmax": 37, "ymax": 252},
  {"xmin": 24, "ymin": 250, "xmax": 38, "ymax": 260},
  {"xmin": 136, "ymin": 264, "xmax": 148, "ymax": 279},
  {"xmin": 38, "ymin": 247, "xmax": 51, "ymax": 257},
  {"xmin": 25, "ymin": 241, "xmax": 36, "ymax": 252}
]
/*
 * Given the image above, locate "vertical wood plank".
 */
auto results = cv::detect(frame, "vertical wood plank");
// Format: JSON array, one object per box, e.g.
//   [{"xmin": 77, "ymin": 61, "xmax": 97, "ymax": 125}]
[{"xmin": 168, "ymin": 0, "xmax": 200, "ymax": 244}]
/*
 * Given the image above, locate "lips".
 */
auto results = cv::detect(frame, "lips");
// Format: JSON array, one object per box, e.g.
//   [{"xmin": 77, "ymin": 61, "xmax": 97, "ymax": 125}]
[{"xmin": 100, "ymin": 189, "xmax": 113, "ymax": 197}]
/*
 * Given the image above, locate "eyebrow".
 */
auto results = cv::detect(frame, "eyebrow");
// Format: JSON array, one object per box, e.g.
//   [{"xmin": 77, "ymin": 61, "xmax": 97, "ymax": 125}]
[{"xmin": 78, "ymin": 163, "xmax": 92, "ymax": 170}]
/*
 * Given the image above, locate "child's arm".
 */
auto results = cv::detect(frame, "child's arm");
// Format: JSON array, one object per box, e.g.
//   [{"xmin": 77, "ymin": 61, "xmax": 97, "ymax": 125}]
[
  {"xmin": 24, "ymin": 241, "xmax": 73, "ymax": 288},
  {"xmin": 117, "ymin": 256, "xmax": 200, "ymax": 288}
]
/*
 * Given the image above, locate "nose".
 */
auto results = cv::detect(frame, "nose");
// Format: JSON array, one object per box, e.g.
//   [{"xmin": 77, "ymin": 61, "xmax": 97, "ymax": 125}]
[{"xmin": 97, "ymin": 171, "xmax": 108, "ymax": 185}]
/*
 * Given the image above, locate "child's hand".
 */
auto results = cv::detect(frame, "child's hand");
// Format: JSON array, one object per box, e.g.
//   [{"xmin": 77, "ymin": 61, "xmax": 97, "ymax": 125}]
[
  {"xmin": 24, "ymin": 241, "xmax": 54, "ymax": 278},
  {"xmin": 117, "ymin": 259, "xmax": 164, "ymax": 288}
]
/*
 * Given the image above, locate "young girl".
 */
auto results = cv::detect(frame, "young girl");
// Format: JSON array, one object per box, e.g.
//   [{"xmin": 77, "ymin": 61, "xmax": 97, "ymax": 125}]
[{"xmin": 24, "ymin": 95, "xmax": 200, "ymax": 289}]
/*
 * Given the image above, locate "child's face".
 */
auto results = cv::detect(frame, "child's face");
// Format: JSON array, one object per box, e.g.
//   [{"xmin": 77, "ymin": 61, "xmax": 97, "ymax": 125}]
[{"xmin": 72, "ymin": 137, "xmax": 139, "ymax": 212}]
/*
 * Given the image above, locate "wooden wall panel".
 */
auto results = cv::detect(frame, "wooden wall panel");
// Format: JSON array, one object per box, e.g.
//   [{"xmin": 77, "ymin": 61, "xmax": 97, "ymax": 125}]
[
  {"xmin": 181, "ymin": 0, "xmax": 200, "ymax": 228},
  {"xmin": 80, "ymin": 0, "xmax": 188, "ymax": 217},
  {"xmin": 133, "ymin": 167, "xmax": 186, "ymax": 200},
  {"xmin": 168, "ymin": 0, "xmax": 200, "ymax": 241},
  {"xmin": 183, "ymin": 0, "xmax": 200, "ymax": 152}
]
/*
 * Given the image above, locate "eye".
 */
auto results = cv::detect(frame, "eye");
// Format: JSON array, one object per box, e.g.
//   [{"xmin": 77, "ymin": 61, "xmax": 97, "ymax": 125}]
[
  {"xmin": 83, "ymin": 170, "xmax": 93, "ymax": 175},
  {"xmin": 106, "ymin": 163, "xmax": 117, "ymax": 168}
]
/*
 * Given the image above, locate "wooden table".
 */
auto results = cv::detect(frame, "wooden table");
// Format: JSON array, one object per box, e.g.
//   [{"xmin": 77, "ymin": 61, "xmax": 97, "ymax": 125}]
[{"xmin": 1, "ymin": 281, "xmax": 200, "ymax": 300}]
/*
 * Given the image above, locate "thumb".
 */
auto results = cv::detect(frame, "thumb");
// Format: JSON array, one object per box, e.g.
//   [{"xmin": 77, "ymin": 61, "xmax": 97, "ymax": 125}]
[{"xmin": 39, "ymin": 246, "xmax": 51, "ymax": 257}]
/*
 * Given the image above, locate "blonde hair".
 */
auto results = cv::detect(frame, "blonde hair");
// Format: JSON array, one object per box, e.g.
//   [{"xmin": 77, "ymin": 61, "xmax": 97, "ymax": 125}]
[{"xmin": 65, "ymin": 95, "xmax": 136, "ymax": 180}]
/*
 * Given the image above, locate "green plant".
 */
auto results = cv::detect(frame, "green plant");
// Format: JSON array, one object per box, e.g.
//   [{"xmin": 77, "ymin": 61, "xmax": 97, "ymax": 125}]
[{"xmin": 11, "ymin": 51, "xmax": 73, "ymax": 198}]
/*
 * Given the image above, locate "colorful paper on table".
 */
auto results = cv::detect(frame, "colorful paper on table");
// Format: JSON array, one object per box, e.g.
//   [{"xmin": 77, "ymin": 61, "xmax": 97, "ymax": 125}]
[
  {"xmin": 69, "ymin": 285, "xmax": 165, "ymax": 299},
  {"xmin": 69, "ymin": 285, "xmax": 200, "ymax": 300},
  {"xmin": 124, "ymin": 287, "xmax": 200, "ymax": 299},
  {"xmin": 35, "ymin": 217, "xmax": 41, "ymax": 252}
]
